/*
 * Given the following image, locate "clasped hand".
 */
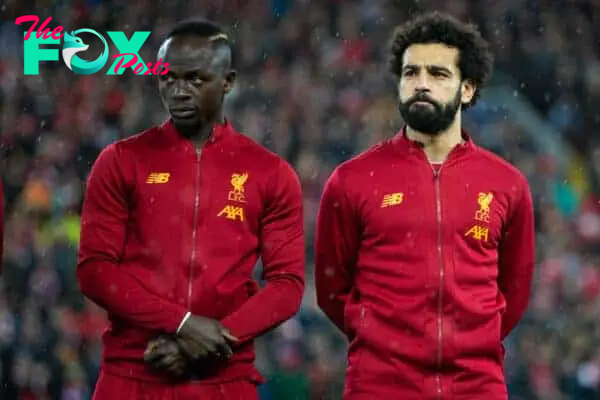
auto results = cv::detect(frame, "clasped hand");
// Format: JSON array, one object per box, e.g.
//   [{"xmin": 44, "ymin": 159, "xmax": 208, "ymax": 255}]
[{"xmin": 143, "ymin": 315, "xmax": 238, "ymax": 378}]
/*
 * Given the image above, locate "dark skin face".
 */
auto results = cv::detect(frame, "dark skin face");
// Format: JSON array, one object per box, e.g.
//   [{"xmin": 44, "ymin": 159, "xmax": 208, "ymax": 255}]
[{"xmin": 157, "ymin": 34, "xmax": 236, "ymax": 143}]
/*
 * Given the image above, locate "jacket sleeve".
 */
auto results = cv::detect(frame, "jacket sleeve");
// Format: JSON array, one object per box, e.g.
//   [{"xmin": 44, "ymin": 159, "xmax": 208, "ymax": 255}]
[
  {"xmin": 220, "ymin": 160, "xmax": 305, "ymax": 343},
  {"xmin": 498, "ymin": 177, "xmax": 535, "ymax": 339},
  {"xmin": 77, "ymin": 144, "xmax": 188, "ymax": 333},
  {"xmin": 314, "ymin": 169, "xmax": 360, "ymax": 334}
]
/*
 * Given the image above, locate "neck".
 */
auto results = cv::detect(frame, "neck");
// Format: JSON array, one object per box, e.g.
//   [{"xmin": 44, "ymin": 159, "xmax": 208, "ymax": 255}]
[
  {"xmin": 176, "ymin": 112, "xmax": 225, "ymax": 148},
  {"xmin": 405, "ymin": 116, "xmax": 463, "ymax": 163}
]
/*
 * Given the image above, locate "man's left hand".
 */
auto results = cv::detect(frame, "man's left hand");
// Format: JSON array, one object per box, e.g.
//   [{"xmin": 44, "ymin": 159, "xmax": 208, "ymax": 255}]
[{"xmin": 144, "ymin": 335, "xmax": 188, "ymax": 378}]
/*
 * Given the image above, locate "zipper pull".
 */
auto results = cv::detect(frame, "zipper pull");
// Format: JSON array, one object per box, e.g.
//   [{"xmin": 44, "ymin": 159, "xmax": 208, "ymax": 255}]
[{"xmin": 430, "ymin": 162, "xmax": 442, "ymax": 179}]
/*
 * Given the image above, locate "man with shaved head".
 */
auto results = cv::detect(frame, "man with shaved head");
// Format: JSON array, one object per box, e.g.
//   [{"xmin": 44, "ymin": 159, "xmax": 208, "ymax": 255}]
[{"xmin": 77, "ymin": 19, "xmax": 305, "ymax": 399}]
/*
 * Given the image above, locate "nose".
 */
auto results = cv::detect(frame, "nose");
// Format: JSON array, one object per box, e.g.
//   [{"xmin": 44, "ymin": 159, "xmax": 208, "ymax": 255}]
[
  {"xmin": 172, "ymin": 82, "xmax": 192, "ymax": 101},
  {"xmin": 415, "ymin": 72, "xmax": 431, "ymax": 93}
]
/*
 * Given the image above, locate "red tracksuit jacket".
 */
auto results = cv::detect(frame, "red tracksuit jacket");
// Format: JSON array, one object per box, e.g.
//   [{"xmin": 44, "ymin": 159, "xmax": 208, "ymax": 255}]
[
  {"xmin": 77, "ymin": 120, "xmax": 305, "ymax": 383},
  {"xmin": 315, "ymin": 130, "xmax": 535, "ymax": 400}
]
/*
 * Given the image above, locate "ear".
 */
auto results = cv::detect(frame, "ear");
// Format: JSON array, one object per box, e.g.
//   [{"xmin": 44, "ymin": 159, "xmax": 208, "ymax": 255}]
[
  {"xmin": 224, "ymin": 70, "xmax": 236, "ymax": 95},
  {"xmin": 461, "ymin": 79, "xmax": 476, "ymax": 105}
]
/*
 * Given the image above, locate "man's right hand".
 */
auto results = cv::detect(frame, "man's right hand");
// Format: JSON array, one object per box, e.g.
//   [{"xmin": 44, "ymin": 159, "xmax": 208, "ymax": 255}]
[{"xmin": 177, "ymin": 315, "xmax": 238, "ymax": 360}]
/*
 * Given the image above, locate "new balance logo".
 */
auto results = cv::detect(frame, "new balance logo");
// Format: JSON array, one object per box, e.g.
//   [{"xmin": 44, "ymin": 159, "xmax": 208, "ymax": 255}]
[
  {"xmin": 381, "ymin": 192, "xmax": 404, "ymax": 208},
  {"xmin": 146, "ymin": 173, "xmax": 170, "ymax": 184}
]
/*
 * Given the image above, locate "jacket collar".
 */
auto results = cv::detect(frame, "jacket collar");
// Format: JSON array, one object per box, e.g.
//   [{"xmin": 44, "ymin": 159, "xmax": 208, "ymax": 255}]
[
  {"xmin": 159, "ymin": 118, "xmax": 234, "ymax": 147},
  {"xmin": 392, "ymin": 126, "xmax": 476, "ymax": 155}
]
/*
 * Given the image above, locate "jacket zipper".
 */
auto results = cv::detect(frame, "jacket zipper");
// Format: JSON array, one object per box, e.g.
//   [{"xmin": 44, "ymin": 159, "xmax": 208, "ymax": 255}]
[
  {"xmin": 187, "ymin": 148, "xmax": 202, "ymax": 309},
  {"xmin": 360, "ymin": 305, "xmax": 366, "ymax": 327},
  {"xmin": 358, "ymin": 305, "xmax": 367, "ymax": 377},
  {"xmin": 433, "ymin": 166, "xmax": 444, "ymax": 399}
]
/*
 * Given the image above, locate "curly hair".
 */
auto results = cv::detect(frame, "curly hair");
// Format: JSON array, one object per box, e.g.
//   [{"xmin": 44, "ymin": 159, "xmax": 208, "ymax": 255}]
[{"xmin": 388, "ymin": 12, "xmax": 493, "ymax": 108}]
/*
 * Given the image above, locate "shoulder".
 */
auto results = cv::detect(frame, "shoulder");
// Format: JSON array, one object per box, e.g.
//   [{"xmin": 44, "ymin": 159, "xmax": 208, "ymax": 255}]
[
  {"xmin": 111, "ymin": 125, "xmax": 161, "ymax": 154},
  {"xmin": 90, "ymin": 126, "xmax": 161, "ymax": 167},
  {"xmin": 469, "ymin": 147, "xmax": 531, "ymax": 213},
  {"xmin": 225, "ymin": 130, "xmax": 300, "ymax": 202},
  {"xmin": 328, "ymin": 139, "xmax": 394, "ymax": 186},
  {"xmin": 229, "ymin": 130, "xmax": 286, "ymax": 166},
  {"xmin": 472, "ymin": 146, "xmax": 529, "ymax": 188},
  {"xmin": 228, "ymin": 129, "xmax": 298, "ymax": 180},
  {"xmin": 91, "ymin": 126, "xmax": 162, "ymax": 181}
]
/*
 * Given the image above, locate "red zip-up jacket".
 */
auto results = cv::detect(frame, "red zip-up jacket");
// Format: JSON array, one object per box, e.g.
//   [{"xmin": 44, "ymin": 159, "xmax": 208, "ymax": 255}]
[
  {"xmin": 77, "ymin": 120, "xmax": 305, "ymax": 384},
  {"xmin": 315, "ymin": 130, "xmax": 535, "ymax": 400}
]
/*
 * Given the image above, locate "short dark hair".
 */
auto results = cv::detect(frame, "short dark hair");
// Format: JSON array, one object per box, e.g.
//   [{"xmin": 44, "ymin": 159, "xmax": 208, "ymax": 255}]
[
  {"xmin": 166, "ymin": 18, "xmax": 234, "ymax": 67},
  {"xmin": 388, "ymin": 12, "xmax": 493, "ymax": 108},
  {"xmin": 167, "ymin": 18, "xmax": 224, "ymax": 39}
]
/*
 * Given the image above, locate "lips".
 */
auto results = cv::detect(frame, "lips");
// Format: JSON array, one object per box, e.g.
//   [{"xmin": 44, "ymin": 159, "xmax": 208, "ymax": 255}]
[
  {"xmin": 170, "ymin": 106, "xmax": 196, "ymax": 118},
  {"xmin": 170, "ymin": 106, "xmax": 195, "ymax": 112},
  {"xmin": 412, "ymin": 100, "xmax": 434, "ymax": 107}
]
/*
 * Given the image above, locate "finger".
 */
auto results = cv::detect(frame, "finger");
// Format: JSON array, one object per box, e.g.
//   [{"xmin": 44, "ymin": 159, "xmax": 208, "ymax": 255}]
[
  {"xmin": 144, "ymin": 347, "xmax": 164, "ymax": 363},
  {"xmin": 154, "ymin": 336, "xmax": 167, "ymax": 345},
  {"xmin": 145, "ymin": 340, "xmax": 161, "ymax": 355},
  {"xmin": 221, "ymin": 330, "xmax": 239, "ymax": 342},
  {"xmin": 148, "ymin": 355, "xmax": 168, "ymax": 369},
  {"xmin": 165, "ymin": 365, "xmax": 183, "ymax": 377},
  {"xmin": 157, "ymin": 354, "xmax": 178, "ymax": 369},
  {"xmin": 144, "ymin": 352, "xmax": 159, "ymax": 363},
  {"xmin": 203, "ymin": 341, "xmax": 218, "ymax": 355},
  {"xmin": 177, "ymin": 338, "xmax": 208, "ymax": 359},
  {"xmin": 146, "ymin": 340, "xmax": 173, "ymax": 359},
  {"xmin": 215, "ymin": 341, "xmax": 233, "ymax": 359},
  {"xmin": 193, "ymin": 346, "xmax": 209, "ymax": 359},
  {"xmin": 183, "ymin": 338, "xmax": 211, "ymax": 359},
  {"xmin": 146, "ymin": 337, "xmax": 169, "ymax": 352},
  {"xmin": 167, "ymin": 361, "xmax": 186, "ymax": 377},
  {"xmin": 174, "ymin": 338, "xmax": 194, "ymax": 357},
  {"xmin": 151, "ymin": 352, "xmax": 183, "ymax": 372},
  {"xmin": 149, "ymin": 359, "xmax": 166, "ymax": 370},
  {"xmin": 208, "ymin": 332, "xmax": 231, "ymax": 355},
  {"xmin": 161, "ymin": 344, "xmax": 183, "ymax": 365},
  {"xmin": 160, "ymin": 341, "xmax": 179, "ymax": 355}
]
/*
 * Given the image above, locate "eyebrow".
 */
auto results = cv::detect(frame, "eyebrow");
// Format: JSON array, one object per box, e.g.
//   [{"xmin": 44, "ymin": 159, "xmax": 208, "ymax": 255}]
[{"xmin": 403, "ymin": 64, "xmax": 453, "ymax": 74}]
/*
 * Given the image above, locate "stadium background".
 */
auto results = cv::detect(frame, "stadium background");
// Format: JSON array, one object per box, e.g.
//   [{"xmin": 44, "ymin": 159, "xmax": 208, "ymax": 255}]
[{"xmin": 1, "ymin": 0, "xmax": 600, "ymax": 399}]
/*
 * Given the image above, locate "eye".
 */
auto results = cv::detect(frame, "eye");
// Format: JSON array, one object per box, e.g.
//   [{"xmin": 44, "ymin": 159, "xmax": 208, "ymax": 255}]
[
  {"xmin": 403, "ymin": 70, "xmax": 416, "ymax": 77},
  {"xmin": 431, "ymin": 70, "xmax": 450, "ymax": 78},
  {"xmin": 159, "ymin": 72, "xmax": 174, "ymax": 82},
  {"xmin": 186, "ymin": 74, "xmax": 204, "ymax": 84}
]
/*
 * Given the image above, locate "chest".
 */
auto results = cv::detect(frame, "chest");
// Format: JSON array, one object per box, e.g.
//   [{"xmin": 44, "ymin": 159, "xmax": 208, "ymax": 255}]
[
  {"xmin": 130, "ymin": 153, "xmax": 263, "ymax": 235},
  {"xmin": 358, "ymin": 166, "xmax": 510, "ymax": 249}
]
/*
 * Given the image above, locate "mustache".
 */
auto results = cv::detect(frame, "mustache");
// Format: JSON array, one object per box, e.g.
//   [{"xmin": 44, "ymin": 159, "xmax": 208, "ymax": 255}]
[{"xmin": 407, "ymin": 93, "xmax": 439, "ymax": 105}]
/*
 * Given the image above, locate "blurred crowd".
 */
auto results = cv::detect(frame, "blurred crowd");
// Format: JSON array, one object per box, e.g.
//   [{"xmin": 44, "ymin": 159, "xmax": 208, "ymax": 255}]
[{"xmin": 1, "ymin": 0, "xmax": 600, "ymax": 399}]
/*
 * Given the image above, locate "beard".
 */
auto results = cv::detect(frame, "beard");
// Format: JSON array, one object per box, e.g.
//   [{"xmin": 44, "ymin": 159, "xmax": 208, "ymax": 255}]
[{"xmin": 398, "ymin": 88, "xmax": 462, "ymax": 135}]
